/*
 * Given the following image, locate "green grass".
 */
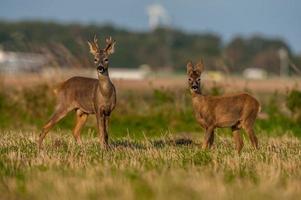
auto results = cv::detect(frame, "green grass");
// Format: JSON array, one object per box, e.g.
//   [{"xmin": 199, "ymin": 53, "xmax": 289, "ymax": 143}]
[
  {"xmin": 0, "ymin": 130, "xmax": 300, "ymax": 200},
  {"xmin": 1, "ymin": 84, "xmax": 301, "ymax": 137},
  {"xmin": 1, "ymin": 83, "xmax": 301, "ymax": 199}
]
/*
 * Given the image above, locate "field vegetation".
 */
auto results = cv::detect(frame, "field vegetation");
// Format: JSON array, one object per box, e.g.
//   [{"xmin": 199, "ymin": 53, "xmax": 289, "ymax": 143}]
[
  {"xmin": 0, "ymin": 76, "xmax": 301, "ymax": 199},
  {"xmin": 0, "ymin": 131, "xmax": 301, "ymax": 200}
]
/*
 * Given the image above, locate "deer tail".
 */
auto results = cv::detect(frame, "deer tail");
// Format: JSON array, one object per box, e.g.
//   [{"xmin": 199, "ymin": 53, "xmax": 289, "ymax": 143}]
[
  {"xmin": 257, "ymin": 104, "xmax": 261, "ymax": 115},
  {"xmin": 53, "ymin": 83, "xmax": 62, "ymax": 96}
]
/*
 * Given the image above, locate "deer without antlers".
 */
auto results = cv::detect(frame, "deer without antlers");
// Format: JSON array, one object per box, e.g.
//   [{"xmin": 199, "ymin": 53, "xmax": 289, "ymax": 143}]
[
  {"xmin": 186, "ymin": 60, "xmax": 260, "ymax": 153},
  {"xmin": 38, "ymin": 36, "xmax": 116, "ymax": 149}
]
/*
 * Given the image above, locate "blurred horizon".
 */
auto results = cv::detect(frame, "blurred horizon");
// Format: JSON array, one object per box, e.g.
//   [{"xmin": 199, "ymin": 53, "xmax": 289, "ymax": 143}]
[{"xmin": 1, "ymin": 0, "xmax": 300, "ymax": 54}]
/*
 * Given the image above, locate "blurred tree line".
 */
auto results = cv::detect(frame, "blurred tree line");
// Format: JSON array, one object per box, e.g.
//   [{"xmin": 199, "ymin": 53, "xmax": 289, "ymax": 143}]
[{"xmin": 0, "ymin": 21, "xmax": 300, "ymax": 74}]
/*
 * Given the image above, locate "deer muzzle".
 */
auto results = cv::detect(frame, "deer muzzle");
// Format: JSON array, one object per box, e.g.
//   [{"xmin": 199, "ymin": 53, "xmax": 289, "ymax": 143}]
[
  {"xmin": 97, "ymin": 66, "xmax": 106, "ymax": 74},
  {"xmin": 191, "ymin": 85, "xmax": 199, "ymax": 92}
]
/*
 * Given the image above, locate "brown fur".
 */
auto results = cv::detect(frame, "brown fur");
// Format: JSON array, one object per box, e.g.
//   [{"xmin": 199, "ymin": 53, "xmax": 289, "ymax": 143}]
[
  {"xmin": 187, "ymin": 60, "xmax": 260, "ymax": 153},
  {"xmin": 38, "ymin": 36, "xmax": 116, "ymax": 150}
]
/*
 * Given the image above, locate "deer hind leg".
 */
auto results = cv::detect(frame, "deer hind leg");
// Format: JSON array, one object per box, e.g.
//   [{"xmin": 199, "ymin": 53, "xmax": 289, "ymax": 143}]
[
  {"xmin": 232, "ymin": 125, "xmax": 244, "ymax": 154},
  {"xmin": 244, "ymin": 125, "xmax": 258, "ymax": 149},
  {"xmin": 242, "ymin": 115, "xmax": 259, "ymax": 149},
  {"xmin": 38, "ymin": 105, "xmax": 70, "ymax": 149},
  {"xmin": 202, "ymin": 127, "xmax": 214, "ymax": 150},
  {"xmin": 72, "ymin": 110, "xmax": 88, "ymax": 145}
]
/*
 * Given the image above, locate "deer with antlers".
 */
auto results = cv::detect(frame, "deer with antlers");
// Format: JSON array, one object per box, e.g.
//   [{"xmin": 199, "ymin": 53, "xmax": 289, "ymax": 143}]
[
  {"xmin": 186, "ymin": 60, "xmax": 260, "ymax": 153},
  {"xmin": 38, "ymin": 36, "xmax": 116, "ymax": 150}
]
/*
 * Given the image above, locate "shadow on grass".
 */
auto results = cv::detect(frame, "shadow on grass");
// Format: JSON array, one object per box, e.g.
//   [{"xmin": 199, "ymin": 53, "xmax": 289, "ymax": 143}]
[
  {"xmin": 111, "ymin": 137, "xmax": 196, "ymax": 150},
  {"xmin": 41, "ymin": 136, "xmax": 197, "ymax": 151},
  {"xmin": 111, "ymin": 140, "xmax": 146, "ymax": 149},
  {"xmin": 151, "ymin": 138, "xmax": 195, "ymax": 148}
]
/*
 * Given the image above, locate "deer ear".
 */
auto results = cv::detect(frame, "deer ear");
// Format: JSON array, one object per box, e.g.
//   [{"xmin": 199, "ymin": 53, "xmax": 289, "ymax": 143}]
[
  {"xmin": 105, "ymin": 40, "xmax": 116, "ymax": 55},
  {"xmin": 87, "ymin": 41, "xmax": 98, "ymax": 55},
  {"xmin": 195, "ymin": 59, "xmax": 204, "ymax": 74},
  {"xmin": 186, "ymin": 61, "xmax": 194, "ymax": 74}
]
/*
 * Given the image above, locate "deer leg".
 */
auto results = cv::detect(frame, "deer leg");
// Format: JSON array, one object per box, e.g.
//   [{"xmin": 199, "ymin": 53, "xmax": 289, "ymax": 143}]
[
  {"xmin": 105, "ymin": 115, "xmax": 109, "ymax": 144},
  {"xmin": 242, "ymin": 115, "xmax": 259, "ymax": 149},
  {"xmin": 232, "ymin": 126, "xmax": 244, "ymax": 153},
  {"xmin": 244, "ymin": 126, "xmax": 259, "ymax": 149},
  {"xmin": 96, "ymin": 113, "xmax": 109, "ymax": 149},
  {"xmin": 72, "ymin": 110, "xmax": 88, "ymax": 145},
  {"xmin": 202, "ymin": 127, "xmax": 214, "ymax": 150},
  {"xmin": 38, "ymin": 106, "xmax": 70, "ymax": 149},
  {"xmin": 241, "ymin": 109, "xmax": 259, "ymax": 149},
  {"xmin": 208, "ymin": 130, "xmax": 215, "ymax": 148}
]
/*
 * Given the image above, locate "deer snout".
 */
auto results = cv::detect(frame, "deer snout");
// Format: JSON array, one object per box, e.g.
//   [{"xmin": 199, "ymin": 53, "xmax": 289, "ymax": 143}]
[
  {"xmin": 191, "ymin": 85, "xmax": 199, "ymax": 91},
  {"xmin": 97, "ymin": 66, "xmax": 106, "ymax": 74},
  {"xmin": 191, "ymin": 83, "xmax": 200, "ymax": 92}
]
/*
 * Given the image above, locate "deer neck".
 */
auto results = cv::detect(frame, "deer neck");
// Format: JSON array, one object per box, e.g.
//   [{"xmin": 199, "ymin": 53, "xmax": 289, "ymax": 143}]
[
  {"xmin": 97, "ymin": 73, "xmax": 114, "ymax": 98},
  {"xmin": 191, "ymin": 89, "xmax": 202, "ymax": 98},
  {"xmin": 191, "ymin": 91, "xmax": 206, "ymax": 108}
]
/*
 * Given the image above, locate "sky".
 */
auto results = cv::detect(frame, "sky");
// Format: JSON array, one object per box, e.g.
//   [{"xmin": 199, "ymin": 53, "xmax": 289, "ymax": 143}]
[{"xmin": 0, "ymin": 0, "xmax": 300, "ymax": 53}]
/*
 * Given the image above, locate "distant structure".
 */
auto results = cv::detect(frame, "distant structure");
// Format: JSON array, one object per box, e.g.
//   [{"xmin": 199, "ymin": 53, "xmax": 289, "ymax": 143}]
[
  {"xmin": 0, "ymin": 49, "xmax": 48, "ymax": 73},
  {"xmin": 146, "ymin": 3, "xmax": 171, "ymax": 30},
  {"xmin": 278, "ymin": 48, "xmax": 289, "ymax": 77},
  {"xmin": 110, "ymin": 65, "xmax": 151, "ymax": 80},
  {"xmin": 243, "ymin": 68, "xmax": 267, "ymax": 80},
  {"xmin": 146, "ymin": 3, "xmax": 173, "ymax": 70},
  {"xmin": 203, "ymin": 71, "xmax": 224, "ymax": 82}
]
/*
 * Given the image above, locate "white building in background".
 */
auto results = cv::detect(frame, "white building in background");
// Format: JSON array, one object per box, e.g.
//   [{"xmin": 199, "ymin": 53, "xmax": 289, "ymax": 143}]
[
  {"xmin": 243, "ymin": 68, "xmax": 267, "ymax": 80},
  {"xmin": 0, "ymin": 49, "xmax": 48, "ymax": 73},
  {"xmin": 110, "ymin": 65, "xmax": 151, "ymax": 80}
]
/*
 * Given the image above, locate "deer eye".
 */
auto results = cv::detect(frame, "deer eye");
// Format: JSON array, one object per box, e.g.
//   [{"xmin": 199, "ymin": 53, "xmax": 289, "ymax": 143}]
[
  {"xmin": 188, "ymin": 78, "xmax": 192, "ymax": 82},
  {"xmin": 104, "ymin": 59, "xmax": 109, "ymax": 63},
  {"xmin": 197, "ymin": 78, "xmax": 201, "ymax": 82},
  {"xmin": 94, "ymin": 59, "xmax": 98, "ymax": 62}
]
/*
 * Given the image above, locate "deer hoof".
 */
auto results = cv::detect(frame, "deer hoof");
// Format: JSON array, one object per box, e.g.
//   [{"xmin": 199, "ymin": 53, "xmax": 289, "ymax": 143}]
[
  {"xmin": 37, "ymin": 143, "xmax": 44, "ymax": 151},
  {"xmin": 76, "ymin": 139, "xmax": 83, "ymax": 146}
]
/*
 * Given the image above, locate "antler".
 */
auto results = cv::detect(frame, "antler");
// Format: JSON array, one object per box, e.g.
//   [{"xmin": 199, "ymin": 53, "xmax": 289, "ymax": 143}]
[
  {"xmin": 93, "ymin": 35, "xmax": 99, "ymax": 49},
  {"xmin": 104, "ymin": 36, "xmax": 116, "ymax": 55},
  {"xmin": 105, "ymin": 36, "xmax": 113, "ymax": 45},
  {"xmin": 88, "ymin": 35, "xmax": 100, "ymax": 55}
]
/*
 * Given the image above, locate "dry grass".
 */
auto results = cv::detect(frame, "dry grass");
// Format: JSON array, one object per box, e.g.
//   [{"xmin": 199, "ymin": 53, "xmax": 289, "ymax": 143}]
[
  {"xmin": 0, "ymin": 130, "xmax": 300, "ymax": 200},
  {"xmin": 2, "ymin": 70, "xmax": 301, "ymax": 93},
  {"xmin": 1, "ymin": 72, "xmax": 301, "ymax": 199}
]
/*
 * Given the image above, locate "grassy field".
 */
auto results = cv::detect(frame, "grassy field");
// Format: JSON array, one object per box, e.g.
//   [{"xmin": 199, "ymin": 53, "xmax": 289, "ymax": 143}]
[
  {"xmin": 0, "ymin": 131, "xmax": 300, "ymax": 200},
  {"xmin": 1, "ymin": 74, "xmax": 301, "ymax": 199}
]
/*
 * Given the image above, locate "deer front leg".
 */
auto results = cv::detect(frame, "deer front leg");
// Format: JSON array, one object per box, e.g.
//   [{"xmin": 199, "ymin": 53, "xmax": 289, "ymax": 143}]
[
  {"xmin": 105, "ymin": 115, "xmax": 110, "ymax": 142},
  {"xmin": 96, "ymin": 112, "xmax": 109, "ymax": 149},
  {"xmin": 202, "ymin": 126, "xmax": 214, "ymax": 150},
  {"xmin": 208, "ymin": 130, "xmax": 215, "ymax": 148}
]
